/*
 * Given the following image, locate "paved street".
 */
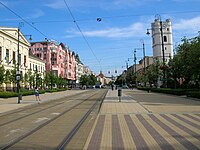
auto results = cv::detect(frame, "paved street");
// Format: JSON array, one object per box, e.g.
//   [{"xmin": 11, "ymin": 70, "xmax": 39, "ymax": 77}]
[
  {"xmin": 84, "ymin": 89, "xmax": 200, "ymax": 150},
  {"xmin": 0, "ymin": 89, "xmax": 87, "ymax": 114},
  {"xmin": 0, "ymin": 89, "xmax": 200, "ymax": 149}
]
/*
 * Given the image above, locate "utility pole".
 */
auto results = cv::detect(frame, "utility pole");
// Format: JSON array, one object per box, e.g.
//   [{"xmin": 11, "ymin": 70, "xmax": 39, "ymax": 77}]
[
  {"xmin": 134, "ymin": 49, "xmax": 137, "ymax": 86},
  {"xmin": 160, "ymin": 20, "xmax": 166, "ymax": 87},
  {"xmin": 17, "ymin": 28, "xmax": 21, "ymax": 104}
]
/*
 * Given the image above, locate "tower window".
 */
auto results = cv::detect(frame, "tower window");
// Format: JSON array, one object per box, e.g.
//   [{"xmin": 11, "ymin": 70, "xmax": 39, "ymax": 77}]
[{"xmin": 164, "ymin": 36, "xmax": 167, "ymax": 42}]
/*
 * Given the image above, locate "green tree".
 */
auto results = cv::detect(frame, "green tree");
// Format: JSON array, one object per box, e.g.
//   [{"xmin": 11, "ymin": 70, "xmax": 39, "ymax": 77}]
[
  {"xmin": 80, "ymin": 74, "xmax": 89, "ymax": 86},
  {"xmin": 4, "ymin": 70, "xmax": 11, "ymax": 84},
  {"xmin": 145, "ymin": 60, "xmax": 161, "ymax": 87},
  {"xmin": 172, "ymin": 36, "xmax": 200, "ymax": 88},
  {"xmin": 0, "ymin": 65, "xmax": 5, "ymax": 90},
  {"xmin": 88, "ymin": 74, "xmax": 97, "ymax": 86},
  {"xmin": 9, "ymin": 65, "xmax": 17, "ymax": 86}
]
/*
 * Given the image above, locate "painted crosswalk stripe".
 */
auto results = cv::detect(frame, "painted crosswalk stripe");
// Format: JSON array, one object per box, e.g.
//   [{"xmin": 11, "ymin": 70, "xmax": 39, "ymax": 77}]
[
  {"xmin": 124, "ymin": 115, "xmax": 149, "ymax": 150},
  {"xmin": 172, "ymin": 114, "xmax": 200, "ymax": 130},
  {"xmin": 183, "ymin": 114, "xmax": 200, "ymax": 122},
  {"xmin": 136, "ymin": 114, "xmax": 174, "ymax": 150},
  {"xmin": 87, "ymin": 115, "xmax": 105, "ymax": 150},
  {"xmin": 112, "ymin": 115, "xmax": 124, "ymax": 149},
  {"xmin": 149, "ymin": 114, "xmax": 199, "ymax": 150},
  {"xmin": 160, "ymin": 114, "xmax": 200, "ymax": 141}
]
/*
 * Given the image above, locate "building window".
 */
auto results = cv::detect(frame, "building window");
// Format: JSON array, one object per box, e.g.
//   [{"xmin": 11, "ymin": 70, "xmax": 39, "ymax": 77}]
[
  {"xmin": 164, "ymin": 36, "xmax": 167, "ymax": 42},
  {"xmin": 153, "ymin": 38, "xmax": 155, "ymax": 44},
  {"xmin": 30, "ymin": 63, "xmax": 32, "ymax": 70},
  {"xmin": 6, "ymin": 49, "xmax": 9, "ymax": 63},
  {"xmin": 44, "ymin": 53, "xmax": 46, "ymax": 59},
  {"xmin": 13, "ymin": 51, "xmax": 16, "ymax": 64},
  {"xmin": 68, "ymin": 72, "xmax": 71, "ymax": 77},
  {"xmin": 167, "ymin": 28, "xmax": 169, "ymax": 31},
  {"xmin": 35, "ymin": 65, "xmax": 38, "ymax": 71},
  {"xmin": 24, "ymin": 55, "xmax": 26, "ymax": 67},
  {"xmin": 33, "ymin": 64, "xmax": 34, "ymax": 70}
]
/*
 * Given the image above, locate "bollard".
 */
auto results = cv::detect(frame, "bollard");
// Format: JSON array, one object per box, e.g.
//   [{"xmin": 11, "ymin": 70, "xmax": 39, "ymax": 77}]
[{"xmin": 118, "ymin": 89, "xmax": 122, "ymax": 102}]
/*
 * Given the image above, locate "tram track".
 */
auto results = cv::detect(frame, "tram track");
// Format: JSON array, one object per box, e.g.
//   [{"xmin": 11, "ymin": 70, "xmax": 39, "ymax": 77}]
[
  {"xmin": 0, "ymin": 89, "xmax": 107, "ymax": 150},
  {"xmin": 57, "ymin": 89, "xmax": 107, "ymax": 150},
  {"xmin": 0, "ymin": 90, "xmax": 93, "ymax": 127}
]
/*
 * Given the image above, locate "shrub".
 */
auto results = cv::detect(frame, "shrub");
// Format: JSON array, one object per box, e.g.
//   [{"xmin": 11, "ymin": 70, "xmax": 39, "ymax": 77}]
[
  {"xmin": 150, "ymin": 88, "xmax": 186, "ymax": 96},
  {"xmin": 187, "ymin": 91, "xmax": 200, "ymax": 99},
  {"xmin": 45, "ymin": 89, "xmax": 58, "ymax": 93},
  {"xmin": 0, "ymin": 92, "xmax": 18, "ymax": 98},
  {"xmin": 137, "ymin": 87, "xmax": 186, "ymax": 96}
]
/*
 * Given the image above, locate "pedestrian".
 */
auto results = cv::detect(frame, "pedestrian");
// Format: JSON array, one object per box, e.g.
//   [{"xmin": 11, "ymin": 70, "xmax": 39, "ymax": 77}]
[
  {"xmin": 111, "ymin": 84, "xmax": 114, "ymax": 90},
  {"xmin": 35, "ymin": 86, "xmax": 41, "ymax": 103}
]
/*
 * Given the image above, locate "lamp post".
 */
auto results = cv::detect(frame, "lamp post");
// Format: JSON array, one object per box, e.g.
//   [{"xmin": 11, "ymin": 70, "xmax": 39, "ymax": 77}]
[
  {"xmin": 16, "ymin": 24, "xmax": 32, "ymax": 104},
  {"xmin": 17, "ymin": 28, "xmax": 21, "ymax": 104},
  {"xmin": 51, "ymin": 53, "xmax": 53, "ymax": 90},
  {"xmin": 140, "ymin": 39, "xmax": 146, "ymax": 73},
  {"xmin": 134, "ymin": 49, "xmax": 137, "ymax": 87},
  {"xmin": 146, "ymin": 14, "xmax": 166, "ymax": 87}
]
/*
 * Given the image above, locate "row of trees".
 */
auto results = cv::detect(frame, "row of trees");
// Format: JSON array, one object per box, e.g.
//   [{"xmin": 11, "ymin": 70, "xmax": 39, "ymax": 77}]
[
  {"xmin": 79, "ymin": 74, "xmax": 98, "ymax": 87},
  {"xmin": 116, "ymin": 34, "xmax": 200, "ymax": 89},
  {"xmin": 0, "ymin": 64, "xmax": 69, "ymax": 91}
]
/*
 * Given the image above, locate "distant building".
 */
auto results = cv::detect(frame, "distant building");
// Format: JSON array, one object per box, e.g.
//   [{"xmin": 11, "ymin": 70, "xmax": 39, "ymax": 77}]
[
  {"xmin": 131, "ymin": 56, "xmax": 154, "ymax": 73},
  {"xmin": 97, "ymin": 71, "xmax": 112, "ymax": 85},
  {"xmin": 30, "ymin": 41, "xmax": 76, "ymax": 83},
  {"xmin": 151, "ymin": 19, "xmax": 173, "ymax": 63}
]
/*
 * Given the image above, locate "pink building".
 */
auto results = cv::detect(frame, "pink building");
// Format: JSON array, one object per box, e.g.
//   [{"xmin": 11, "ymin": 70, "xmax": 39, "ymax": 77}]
[{"xmin": 30, "ymin": 41, "xmax": 76, "ymax": 83}]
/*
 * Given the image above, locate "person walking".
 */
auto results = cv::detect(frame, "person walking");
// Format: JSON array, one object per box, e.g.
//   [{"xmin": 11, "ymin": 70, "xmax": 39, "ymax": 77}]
[{"xmin": 35, "ymin": 87, "xmax": 41, "ymax": 103}]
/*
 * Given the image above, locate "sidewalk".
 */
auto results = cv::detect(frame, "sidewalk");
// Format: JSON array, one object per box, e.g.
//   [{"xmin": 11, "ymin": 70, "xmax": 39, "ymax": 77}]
[
  {"xmin": 0, "ymin": 90, "xmax": 87, "ymax": 114},
  {"xmin": 84, "ymin": 89, "xmax": 200, "ymax": 150}
]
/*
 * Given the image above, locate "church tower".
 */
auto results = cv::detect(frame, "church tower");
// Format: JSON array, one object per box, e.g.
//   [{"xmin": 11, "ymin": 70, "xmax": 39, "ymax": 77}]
[{"xmin": 151, "ymin": 19, "xmax": 173, "ymax": 63}]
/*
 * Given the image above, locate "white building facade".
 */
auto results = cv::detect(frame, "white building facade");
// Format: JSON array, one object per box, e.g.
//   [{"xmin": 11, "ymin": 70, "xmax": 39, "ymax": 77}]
[{"xmin": 0, "ymin": 27, "xmax": 45, "ymax": 90}]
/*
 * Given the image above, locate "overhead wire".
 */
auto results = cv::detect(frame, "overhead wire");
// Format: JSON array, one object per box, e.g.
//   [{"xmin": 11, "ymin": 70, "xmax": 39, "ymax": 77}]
[
  {"xmin": 63, "ymin": 0, "xmax": 102, "ymax": 71},
  {"xmin": 0, "ymin": 1, "xmax": 48, "ymax": 38},
  {"xmin": 1, "ymin": 10, "xmax": 200, "ymax": 24}
]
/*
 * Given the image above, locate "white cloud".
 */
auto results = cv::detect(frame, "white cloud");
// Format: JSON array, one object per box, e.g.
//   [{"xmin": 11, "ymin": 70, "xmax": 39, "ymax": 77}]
[
  {"xmin": 173, "ymin": 16, "xmax": 200, "ymax": 32},
  {"xmin": 66, "ymin": 22, "xmax": 146, "ymax": 38},
  {"xmin": 45, "ymin": 0, "xmax": 66, "ymax": 9},
  {"xmin": 31, "ymin": 9, "xmax": 45, "ymax": 18}
]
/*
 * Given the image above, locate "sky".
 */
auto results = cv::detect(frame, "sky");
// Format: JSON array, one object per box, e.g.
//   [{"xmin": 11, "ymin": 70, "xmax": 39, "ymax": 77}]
[{"xmin": 0, "ymin": 0, "xmax": 200, "ymax": 76}]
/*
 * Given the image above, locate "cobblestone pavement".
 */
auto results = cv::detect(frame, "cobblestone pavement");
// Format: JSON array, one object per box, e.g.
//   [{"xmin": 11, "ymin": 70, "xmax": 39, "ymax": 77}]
[{"xmin": 84, "ymin": 89, "xmax": 200, "ymax": 150}]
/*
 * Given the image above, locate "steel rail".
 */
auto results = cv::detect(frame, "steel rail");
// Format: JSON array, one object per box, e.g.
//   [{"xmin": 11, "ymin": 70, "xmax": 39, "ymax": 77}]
[
  {"xmin": 0, "ymin": 91, "xmax": 92, "ymax": 126},
  {"xmin": 0, "ymin": 90, "xmax": 100, "ymax": 150},
  {"xmin": 57, "ymin": 90, "xmax": 108, "ymax": 150},
  {"xmin": 0, "ymin": 90, "xmax": 92, "ymax": 117}
]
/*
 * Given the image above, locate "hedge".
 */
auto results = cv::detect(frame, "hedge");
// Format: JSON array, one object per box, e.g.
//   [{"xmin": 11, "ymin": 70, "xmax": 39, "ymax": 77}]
[
  {"xmin": 137, "ymin": 87, "xmax": 200, "ymax": 99},
  {"xmin": 187, "ymin": 91, "xmax": 200, "ymax": 99},
  {"xmin": 0, "ymin": 90, "xmax": 46, "ymax": 98},
  {"xmin": 150, "ymin": 88, "xmax": 186, "ymax": 96},
  {"xmin": 0, "ymin": 92, "xmax": 18, "ymax": 98}
]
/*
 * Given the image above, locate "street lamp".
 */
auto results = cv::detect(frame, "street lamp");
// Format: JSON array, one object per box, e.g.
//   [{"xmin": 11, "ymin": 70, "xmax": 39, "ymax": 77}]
[
  {"xmin": 134, "ymin": 49, "xmax": 137, "ymax": 86},
  {"xmin": 17, "ymin": 28, "xmax": 21, "ymax": 104},
  {"xmin": 140, "ymin": 39, "xmax": 146, "ymax": 73},
  {"xmin": 146, "ymin": 14, "xmax": 166, "ymax": 87},
  {"xmin": 17, "ymin": 24, "xmax": 32, "ymax": 104}
]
